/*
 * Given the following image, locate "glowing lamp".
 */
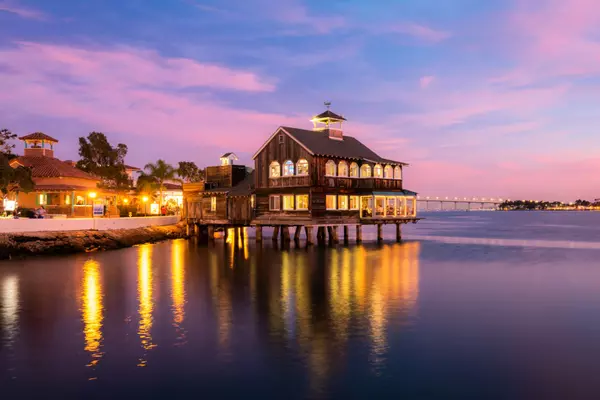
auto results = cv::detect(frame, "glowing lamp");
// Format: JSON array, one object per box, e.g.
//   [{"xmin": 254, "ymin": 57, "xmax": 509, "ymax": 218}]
[
  {"xmin": 88, "ymin": 192, "xmax": 97, "ymax": 199},
  {"xmin": 123, "ymin": 198, "xmax": 129, "ymax": 204},
  {"xmin": 142, "ymin": 196, "xmax": 149, "ymax": 203}
]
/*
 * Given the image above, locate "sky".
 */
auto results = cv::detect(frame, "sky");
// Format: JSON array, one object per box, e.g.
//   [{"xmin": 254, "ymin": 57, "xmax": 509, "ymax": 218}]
[{"xmin": 1, "ymin": 0, "xmax": 599, "ymax": 200}]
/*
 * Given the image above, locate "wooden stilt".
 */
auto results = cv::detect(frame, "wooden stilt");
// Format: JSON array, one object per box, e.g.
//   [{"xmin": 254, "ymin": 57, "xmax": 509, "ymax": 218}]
[
  {"xmin": 327, "ymin": 226, "xmax": 334, "ymax": 244},
  {"xmin": 377, "ymin": 224, "xmax": 383, "ymax": 243},
  {"xmin": 223, "ymin": 227, "xmax": 228, "ymax": 241},
  {"xmin": 273, "ymin": 225, "xmax": 280, "ymax": 241},
  {"xmin": 332, "ymin": 225, "xmax": 339, "ymax": 244},
  {"xmin": 294, "ymin": 226, "xmax": 302, "ymax": 241},
  {"xmin": 343, "ymin": 226, "xmax": 349, "ymax": 244},
  {"xmin": 256, "ymin": 226, "xmax": 263, "ymax": 242},
  {"xmin": 396, "ymin": 223, "xmax": 402, "ymax": 242},
  {"xmin": 317, "ymin": 227, "xmax": 326, "ymax": 245},
  {"xmin": 208, "ymin": 225, "xmax": 215, "ymax": 241},
  {"xmin": 282, "ymin": 226, "xmax": 291, "ymax": 242},
  {"xmin": 356, "ymin": 225, "xmax": 362, "ymax": 243},
  {"xmin": 305, "ymin": 226, "xmax": 314, "ymax": 245}
]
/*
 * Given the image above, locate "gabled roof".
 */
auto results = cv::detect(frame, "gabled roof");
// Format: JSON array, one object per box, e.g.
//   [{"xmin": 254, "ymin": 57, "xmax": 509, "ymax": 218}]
[
  {"xmin": 10, "ymin": 156, "xmax": 99, "ymax": 181},
  {"xmin": 124, "ymin": 164, "xmax": 140, "ymax": 171},
  {"xmin": 163, "ymin": 182, "xmax": 183, "ymax": 190},
  {"xmin": 19, "ymin": 132, "xmax": 59, "ymax": 142},
  {"xmin": 312, "ymin": 110, "xmax": 347, "ymax": 121},
  {"xmin": 220, "ymin": 152, "xmax": 237, "ymax": 158}
]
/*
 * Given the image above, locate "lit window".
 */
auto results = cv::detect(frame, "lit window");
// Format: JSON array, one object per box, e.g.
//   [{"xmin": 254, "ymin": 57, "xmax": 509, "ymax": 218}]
[
  {"xmin": 269, "ymin": 195, "xmax": 281, "ymax": 211},
  {"xmin": 375, "ymin": 196, "xmax": 385, "ymax": 217},
  {"xmin": 349, "ymin": 162, "xmax": 359, "ymax": 177},
  {"xmin": 394, "ymin": 166, "xmax": 402, "ymax": 180},
  {"xmin": 283, "ymin": 195, "xmax": 295, "ymax": 210},
  {"xmin": 350, "ymin": 196, "xmax": 359, "ymax": 210},
  {"xmin": 65, "ymin": 194, "xmax": 71, "ymax": 205},
  {"xmin": 384, "ymin": 165, "xmax": 393, "ymax": 179},
  {"xmin": 296, "ymin": 194, "xmax": 309, "ymax": 210},
  {"xmin": 250, "ymin": 195, "xmax": 255, "ymax": 209},
  {"xmin": 374, "ymin": 164, "xmax": 383, "ymax": 178},
  {"xmin": 407, "ymin": 197, "xmax": 416, "ymax": 216},
  {"xmin": 38, "ymin": 194, "xmax": 47, "ymax": 205},
  {"xmin": 386, "ymin": 197, "xmax": 396, "ymax": 216},
  {"xmin": 338, "ymin": 161, "xmax": 349, "ymax": 177},
  {"xmin": 283, "ymin": 160, "xmax": 294, "ymax": 176},
  {"xmin": 210, "ymin": 196, "xmax": 217, "ymax": 212},
  {"xmin": 325, "ymin": 160, "xmax": 337, "ymax": 176},
  {"xmin": 361, "ymin": 196, "xmax": 373, "ymax": 218},
  {"xmin": 326, "ymin": 195, "xmax": 337, "ymax": 210},
  {"xmin": 396, "ymin": 197, "xmax": 406, "ymax": 216},
  {"xmin": 269, "ymin": 161, "xmax": 281, "ymax": 177},
  {"xmin": 297, "ymin": 159, "xmax": 309, "ymax": 175},
  {"xmin": 338, "ymin": 195, "xmax": 348, "ymax": 210},
  {"xmin": 75, "ymin": 195, "xmax": 85, "ymax": 205},
  {"xmin": 360, "ymin": 164, "xmax": 371, "ymax": 178}
]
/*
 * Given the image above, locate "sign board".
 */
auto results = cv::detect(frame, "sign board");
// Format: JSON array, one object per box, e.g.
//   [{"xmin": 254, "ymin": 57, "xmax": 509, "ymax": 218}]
[
  {"xmin": 93, "ymin": 202, "xmax": 104, "ymax": 217},
  {"xmin": 150, "ymin": 203, "xmax": 160, "ymax": 215},
  {"xmin": 3, "ymin": 200, "xmax": 16, "ymax": 211}
]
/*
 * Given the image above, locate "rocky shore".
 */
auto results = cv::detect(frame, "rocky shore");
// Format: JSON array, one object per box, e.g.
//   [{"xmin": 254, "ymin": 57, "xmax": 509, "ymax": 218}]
[{"xmin": 0, "ymin": 223, "xmax": 188, "ymax": 260}]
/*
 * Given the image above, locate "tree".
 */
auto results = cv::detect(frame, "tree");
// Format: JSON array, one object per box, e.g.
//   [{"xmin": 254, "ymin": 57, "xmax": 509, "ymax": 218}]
[
  {"xmin": 76, "ymin": 132, "xmax": 130, "ymax": 190},
  {"xmin": 0, "ymin": 153, "xmax": 34, "ymax": 203},
  {"xmin": 143, "ymin": 159, "xmax": 176, "ymax": 206},
  {"xmin": 177, "ymin": 161, "xmax": 203, "ymax": 183},
  {"xmin": 0, "ymin": 129, "xmax": 17, "ymax": 155}
]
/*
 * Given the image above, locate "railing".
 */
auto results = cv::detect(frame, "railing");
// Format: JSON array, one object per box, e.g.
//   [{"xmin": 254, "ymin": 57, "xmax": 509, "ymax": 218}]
[
  {"xmin": 269, "ymin": 175, "xmax": 311, "ymax": 187},
  {"xmin": 324, "ymin": 177, "xmax": 403, "ymax": 190}
]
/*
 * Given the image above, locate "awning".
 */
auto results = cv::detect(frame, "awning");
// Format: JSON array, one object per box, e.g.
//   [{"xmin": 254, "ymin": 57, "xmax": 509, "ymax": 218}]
[{"xmin": 373, "ymin": 189, "xmax": 418, "ymax": 197}]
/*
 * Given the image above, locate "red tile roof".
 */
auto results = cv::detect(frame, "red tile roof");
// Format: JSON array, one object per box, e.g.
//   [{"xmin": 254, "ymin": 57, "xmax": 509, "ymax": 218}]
[
  {"xmin": 11, "ymin": 156, "xmax": 100, "ymax": 181},
  {"xmin": 18, "ymin": 132, "xmax": 59, "ymax": 142}
]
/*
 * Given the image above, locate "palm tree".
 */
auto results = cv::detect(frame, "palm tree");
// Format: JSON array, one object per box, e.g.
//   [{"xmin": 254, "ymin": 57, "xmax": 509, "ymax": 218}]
[{"xmin": 143, "ymin": 159, "xmax": 176, "ymax": 207}]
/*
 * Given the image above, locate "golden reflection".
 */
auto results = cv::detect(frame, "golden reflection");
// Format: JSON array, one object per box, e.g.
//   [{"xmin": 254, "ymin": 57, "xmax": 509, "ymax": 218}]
[
  {"xmin": 209, "ymin": 252, "xmax": 232, "ymax": 353},
  {"xmin": 171, "ymin": 240, "xmax": 186, "ymax": 344},
  {"xmin": 81, "ymin": 260, "xmax": 103, "ymax": 367},
  {"xmin": 137, "ymin": 244, "xmax": 156, "ymax": 366},
  {"xmin": 2, "ymin": 275, "xmax": 19, "ymax": 347}
]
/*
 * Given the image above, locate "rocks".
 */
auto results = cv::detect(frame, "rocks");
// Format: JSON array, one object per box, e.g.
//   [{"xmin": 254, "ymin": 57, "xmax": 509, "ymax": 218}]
[{"xmin": 0, "ymin": 223, "xmax": 188, "ymax": 260}]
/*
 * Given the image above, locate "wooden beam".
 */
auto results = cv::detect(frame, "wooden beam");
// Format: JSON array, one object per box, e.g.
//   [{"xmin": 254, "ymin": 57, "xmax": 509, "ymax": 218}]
[
  {"xmin": 294, "ymin": 226, "xmax": 302, "ymax": 241},
  {"xmin": 256, "ymin": 226, "xmax": 263, "ymax": 242},
  {"xmin": 377, "ymin": 224, "xmax": 383, "ymax": 243},
  {"xmin": 223, "ymin": 227, "xmax": 228, "ymax": 241},
  {"xmin": 343, "ymin": 225, "xmax": 349, "ymax": 244},
  {"xmin": 396, "ymin": 223, "xmax": 402, "ymax": 242},
  {"xmin": 273, "ymin": 225, "xmax": 280, "ymax": 241},
  {"xmin": 356, "ymin": 225, "xmax": 362, "ymax": 243},
  {"xmin": 305, "ymin": 226, "xmax": 314, "ymax": 245}
]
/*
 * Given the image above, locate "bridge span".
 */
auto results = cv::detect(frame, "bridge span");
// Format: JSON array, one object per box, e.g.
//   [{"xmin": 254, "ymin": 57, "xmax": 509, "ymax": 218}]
[{"xmin": 417, "ymin": 196, "xmax": 507, "ymax": 210}]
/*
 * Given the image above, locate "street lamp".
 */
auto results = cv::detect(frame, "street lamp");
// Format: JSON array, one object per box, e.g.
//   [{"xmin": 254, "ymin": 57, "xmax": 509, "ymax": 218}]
[{"xmin": 142, "ymin": 196, "xmax": 149, "ymax": 216}]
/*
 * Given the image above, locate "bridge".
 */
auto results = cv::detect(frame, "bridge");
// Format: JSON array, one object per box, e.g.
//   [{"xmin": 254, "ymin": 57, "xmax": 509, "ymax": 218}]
[{"xmin": 417, "ymin": 196, "xmax": 506, "ymax": 211}]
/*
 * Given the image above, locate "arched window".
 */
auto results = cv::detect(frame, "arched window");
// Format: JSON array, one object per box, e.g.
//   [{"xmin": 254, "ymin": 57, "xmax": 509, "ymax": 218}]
[
  {"xmin": 374, "ymin": 164, "xmax": 383, "ymax": 178},
  {"xmin": 338, "ymin": 161, "xmax": 349, "ymax": 177},
  {"xmin": 269, "ymin": 161, "xmax": 280, "ymax": 178},
  {"xmin": 325, "ymin": 160, "xmax": 337, "ymax": 176},
  {"xmin": 384, "ymin": 165, "xmax": 393, "ymax": 179},
  {"xmin": 349, "ymin": 162, "xmax": 359, "ymax": 177},
  {"xmin": 394, "ymin": 166, "xmax": 402, "ymax": 180},
  {"xmin": 297, "ymin": 159, "xmax": 309, "ymax": 175},
  {"xmin": 360, "ymin": 164, "xmax": 371, "ymax": 178},
  {"xmin": 283, "ymin": 160, "xmax": 294, "ymax": 176}
]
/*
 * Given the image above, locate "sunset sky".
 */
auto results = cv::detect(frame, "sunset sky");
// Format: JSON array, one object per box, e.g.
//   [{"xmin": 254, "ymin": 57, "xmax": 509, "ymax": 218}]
[{"xmin": 1, "ymin": 0, "xmax": 599, "ymax": 200}]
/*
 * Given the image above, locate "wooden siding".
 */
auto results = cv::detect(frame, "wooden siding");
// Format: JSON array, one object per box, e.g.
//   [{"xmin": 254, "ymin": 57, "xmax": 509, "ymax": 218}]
[{"xmin": 205, "ymin": 165, "xmax": 247, "ymax": 188}]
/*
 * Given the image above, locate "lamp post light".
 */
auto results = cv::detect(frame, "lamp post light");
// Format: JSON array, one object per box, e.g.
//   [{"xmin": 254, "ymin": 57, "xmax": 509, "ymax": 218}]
[
  {"xmin": 142, "ymin": 196, "xmax": 149, "ymax": 217},
  {"xmin": 88, "ymin": 192, "xmax": 97, "ymax": 218}
]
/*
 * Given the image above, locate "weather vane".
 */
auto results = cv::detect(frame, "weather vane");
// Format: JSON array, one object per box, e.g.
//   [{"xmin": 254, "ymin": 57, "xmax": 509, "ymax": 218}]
[{"xmin": 324, "ymin": 101, "xmax": 331, "ymax": 110}]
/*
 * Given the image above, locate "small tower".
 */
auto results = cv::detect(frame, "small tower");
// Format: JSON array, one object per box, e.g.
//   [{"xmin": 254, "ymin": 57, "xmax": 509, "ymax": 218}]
[
  {"xmin": 220, "ymin": 152, "xmax": 238, "ymax": 166},
  {"xmin": 19, "ymin": 132, "xmax": 59, "ymax": 157},
  {"xmin": 310, "ymin": 102, "xmax": 347, "ymax": 140}
]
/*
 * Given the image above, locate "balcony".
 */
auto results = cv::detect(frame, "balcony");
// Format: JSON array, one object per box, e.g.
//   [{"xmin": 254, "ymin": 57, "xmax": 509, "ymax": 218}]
[
  {"xmin": 269, "ymin": 175, "xmax": 311, "ymax": 188},
  {"xmin": 323, "ymin": 177, "xmax": 403, "ymax": 190}
]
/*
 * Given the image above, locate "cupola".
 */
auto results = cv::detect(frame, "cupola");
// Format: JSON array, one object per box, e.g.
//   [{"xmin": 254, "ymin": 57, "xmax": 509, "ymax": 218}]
[
  {"xmin": 310, "ymin": 102, "xmax": 346, "ymax": 140},
  {"xmin": 19, "ymin": 132, "xmax": 58, "ymax": 157}
]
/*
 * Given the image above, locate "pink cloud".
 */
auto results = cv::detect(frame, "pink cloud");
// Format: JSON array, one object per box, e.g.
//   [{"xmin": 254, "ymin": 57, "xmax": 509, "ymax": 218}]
[
  {"xmin": 419, "ymin": 75, "xmax": 435, "ymax": 88},
  {"xmin": 0, "ymin": 0, "xmax": 46, "ymax": 20}
]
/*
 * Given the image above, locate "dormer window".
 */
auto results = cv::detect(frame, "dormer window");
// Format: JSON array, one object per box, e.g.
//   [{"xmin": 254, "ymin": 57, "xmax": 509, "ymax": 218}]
[
  {"xmin": 384, "ymin": 165, "xmax": 393, "ymax": 179},
  {"xmin": 269, "ymin": 161, "xmax": 281, "ymax": 177},
  {"xmin": 338, "ymin": 161, "xmax": 349, "ymax": 177},
  {"xmin": 325, "ymin": 160, "xmax": 337, "ymax": 176},
  {"xmin": 283, "ymin": 160, "xmax": 294, "ymax": 176},
  {"xmin": 374, "ymin": 164, "xmax": 383, "ymax": 178}
]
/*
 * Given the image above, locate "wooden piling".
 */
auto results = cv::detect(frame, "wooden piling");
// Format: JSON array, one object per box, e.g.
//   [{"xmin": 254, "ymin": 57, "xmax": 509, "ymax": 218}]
[
  {"xmin": 332, "ymin": 225, "xmax": 339, "ymax": 244},
  {"xmin": 273, "ymin": 225, "xmax": 280, "ymax": 241},
  {"xmin": 186, "ymin": 223, "xmax": 191, "ymax": 237},
  {"xmin": 317, "ymin": 227, "xmax": 326, "ymax": 245},
  {"xmin": 305, "ymin": 226, "xmax": 314, "ymax": 245},
  {"xmin": 256, "ymin": 226, "xmax": 263, "ymax": 242},
  {"xmin": 282, "ymin": 226, "xmax": 291, "ymax": 242},
  {"xmin": 396, "ymin": 223, "xmax": 402, "ymax": 242},
  {"xmin": 343, "ymin": 226, "xmax": 349, "ymax": 244},
  {"xmin": 356, "ymin": 225, "xmax": 362, "ymax": 243},
  {"xmin": 294, "ymin": 226, "xmax": 302, "ymax": 242},
  {"xmin": 377, "ymin": 224, "xmax": 383, "ymax": 243},
  {"xmin": 223, "ymin": 227, "xmax": 228, "ymax": 241},
  {"xmin": 208, "ymin": 225, "xmax": 215, "ymax": 241}
]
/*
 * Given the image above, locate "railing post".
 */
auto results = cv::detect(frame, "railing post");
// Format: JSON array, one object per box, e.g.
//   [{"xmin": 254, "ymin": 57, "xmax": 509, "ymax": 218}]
[{"xmin": 356, "ymin": 225, "xmax": 362, "ymax": 243}]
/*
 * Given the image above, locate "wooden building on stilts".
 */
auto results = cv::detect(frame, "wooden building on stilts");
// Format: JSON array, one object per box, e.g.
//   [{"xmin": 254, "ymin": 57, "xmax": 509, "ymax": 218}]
[{"xmin": 184, "ymin": 105, "xmax": 420, "ymax": 244}]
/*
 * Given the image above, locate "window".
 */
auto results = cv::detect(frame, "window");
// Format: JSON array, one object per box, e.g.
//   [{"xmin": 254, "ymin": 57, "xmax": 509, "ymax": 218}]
[
  {"xmin": 360, "ymin": 164, "xmax": 371, "ymax": 178},
  {"xmin": 338, "ymin": 161, "xmax": 349, "ymax": 177},
  {"xmin": 326, "ymin": 195, "xmax": 337, "ymax": 210},
  {"xmin": 325, "ymin": 160, "xmax": 337, "ymax": 176},
  {"xmin": 283, "ymin": 160, "xmax": 294, "ymax": 176},
  {"xmin": 407, "ymin": 197, "xmax": 416, "ymax": 216},
  {"xmin": 350, "ymin": 196, "xmax": 359, "ymax": 210},
  {"xmin": 75, "ymin": 195, "xmax": 86, "ymax": 206},
  {"xmin": 338, "ymin": 195, "xmax": 348, "ymax": 210},
  {"xmin": 279, "ymin": 134, "xmax": 284, "ymax": 144},
  {"xmin": 46, "ymin": 194, "xmax": 60, "ymax": 205},
  {"xmin": 269, "ymin": 195, "xmax": 281, "ymax": 210},
  {"xmin": 250, "ymin": 195, "xmax": 256, "ymax": 209},
  {"xmin": 269, "ymin": 161, "xmax": 281, "ymax": 178},
  {"xmin": 384, "ymin": 165, "xmax": 394, "ymax": 179},
  {"xmin": 283, "ymin": 195, "xmax": 295, "ymax": 210},
  {"xmin": 296, "ymin": 194, "xmax": 309, "ymax": 210},
  {"xmin": 374, "ymin": 164, "xmax": 383, "ymax": 178},
  {"xmin": 65, "ymin": 194, "xmax": 71, "ymax": 205},
  {"xmin": 361, "ymin": 196, "xmax": 373, "ymax": 218},
  {"xmin": 210, "ymin": 196, "xmax": 217, "ymax": 212},
  {"xmin": 394, "ymin": 166, "xmax": 402, "ymax": 180},
  {"xmin": 386, "ymin": 197, "xmax": 396, "ymax": 216},
  {"xmin": 375, "ymin": 196, "xmax": 385, "ymax": 217},
  {"xmin": 396, "ymin": 197, "xmax": 406, "ymax": 216},
  {"xmin": 297, "ymin": 159, "xmax": 309, "ymax": 175},
  {"xmin": 349, "ymin": 162, "xmax": 359, "ymax": 177},
  {"xmin": 38, "ymin": 194, "xmax": 47, "ymax": 205}
]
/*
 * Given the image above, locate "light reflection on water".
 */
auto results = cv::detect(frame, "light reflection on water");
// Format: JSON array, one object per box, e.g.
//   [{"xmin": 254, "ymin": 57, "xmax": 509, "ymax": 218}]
[{"xmin": 3, "ymin": 212, "xmax": 600, "ymax": 398}]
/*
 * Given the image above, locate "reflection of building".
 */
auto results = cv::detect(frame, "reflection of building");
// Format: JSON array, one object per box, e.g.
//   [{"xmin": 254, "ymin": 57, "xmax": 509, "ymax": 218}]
[{"xmin": 8, "ymin": 133, "xmax": 116, "ymax": 217}]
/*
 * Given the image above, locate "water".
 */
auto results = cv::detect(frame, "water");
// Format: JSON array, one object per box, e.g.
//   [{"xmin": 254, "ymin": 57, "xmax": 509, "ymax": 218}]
[{"xmin": 2, "ymin": 211, "xmax": 600, "ymax": 398}]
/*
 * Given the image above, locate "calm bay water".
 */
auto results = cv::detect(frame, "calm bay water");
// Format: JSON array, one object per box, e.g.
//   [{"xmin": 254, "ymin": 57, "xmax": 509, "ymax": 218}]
[{"xmin": 3, "ymin": 211, "xmax": 600, "ymax": 398}]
